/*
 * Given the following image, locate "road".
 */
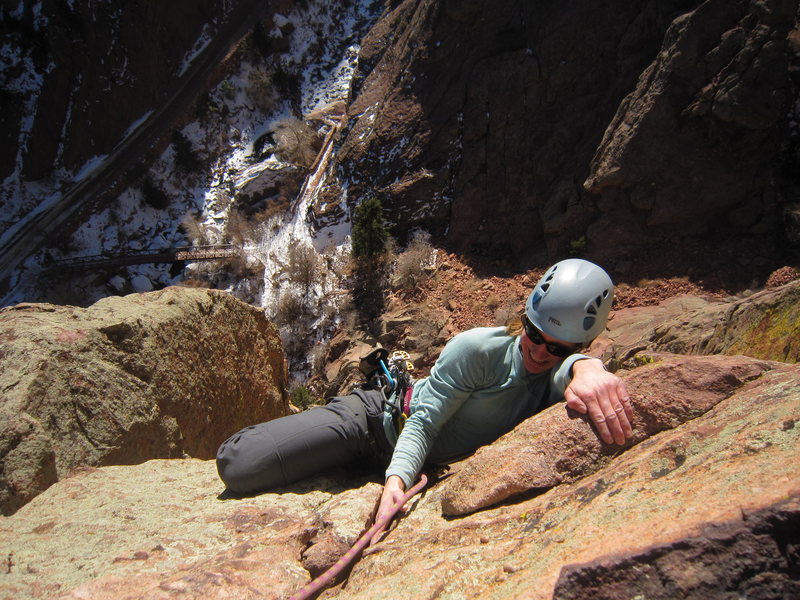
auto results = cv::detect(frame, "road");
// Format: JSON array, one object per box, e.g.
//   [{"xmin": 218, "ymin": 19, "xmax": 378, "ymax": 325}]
[{"xmin": 0, "ymin": 0, "xmax": 266, "ymax": 297}]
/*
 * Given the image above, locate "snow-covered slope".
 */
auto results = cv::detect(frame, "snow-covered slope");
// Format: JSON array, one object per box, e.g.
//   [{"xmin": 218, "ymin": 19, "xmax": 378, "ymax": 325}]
[{"xmin": 1, "ymin": 0, "xmax": 382, "ymax": 322}]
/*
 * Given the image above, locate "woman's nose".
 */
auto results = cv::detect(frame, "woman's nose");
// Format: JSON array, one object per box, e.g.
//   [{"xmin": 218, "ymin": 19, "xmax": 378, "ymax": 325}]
[{"xmin": 531, "ymin": 342, "xmax": 552, "ymax": 360}]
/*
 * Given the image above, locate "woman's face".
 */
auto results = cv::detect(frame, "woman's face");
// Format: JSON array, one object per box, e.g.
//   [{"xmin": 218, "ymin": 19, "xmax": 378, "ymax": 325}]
[{"xmin": 520, "ymin": 322, "xmax": 580, "ymax": 374}]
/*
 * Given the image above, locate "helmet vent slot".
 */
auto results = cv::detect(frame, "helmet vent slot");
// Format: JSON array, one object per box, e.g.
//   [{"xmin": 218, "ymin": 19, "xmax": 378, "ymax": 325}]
[
  {"xmin": 541, "ymin": 283, "xmax": 551, "ymax": 292},
  {"xmin": 583, "ymin": 316, "xmax": 596, "ymax": 331},
  {"xmin": 529, "ymin": 289, "xmax": 543, "ymax": 309},
  {"xmin": 587, "ymin": 305, "xmax": 597, "ymax": 315}
]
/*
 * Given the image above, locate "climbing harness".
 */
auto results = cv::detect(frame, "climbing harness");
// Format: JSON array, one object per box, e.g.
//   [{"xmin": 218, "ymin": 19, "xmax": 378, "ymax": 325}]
[
  {"xmin": 359, "ymin": 347, "xmax": 415, "ymax": 434},
  {"xmin": 382, "ymin": 350, "xmax": 415, "ymax": 433},
  {"xmin": 288, "ymin": 473, "xmax": 428, "ymax": 600}
]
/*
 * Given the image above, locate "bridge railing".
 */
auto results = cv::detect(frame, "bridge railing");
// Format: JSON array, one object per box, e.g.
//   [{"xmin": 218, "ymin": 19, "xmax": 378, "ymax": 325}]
[{"xmin": 41, "ymin": 244, "xmax": 241, "ymax": 274}]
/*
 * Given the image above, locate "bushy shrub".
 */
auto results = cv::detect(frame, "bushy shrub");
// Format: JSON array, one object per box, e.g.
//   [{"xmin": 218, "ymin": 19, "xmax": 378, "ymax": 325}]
[
  {"xmin": 272, "ymin": 62, "xmax": 301, "ymax": 98},
  {"xmin": 349, "ymin": 197, "xmax": 391, "ymax": 324},
  {"xmin": 141, "ymin": 178, "xmax": 170, "ymax": 209},
  {"xmin": 351, "ymin": 197, "xmax": 389, "ymax": 261},
  {"xmin": 274, "ymin": 290, "xmax": 305, "ymax": 325},
  {"xmin": 172, "ymin": 130, "xmax": 202, "ymax": 173},
  {"xmin": 393, "ymin": 230, "xmax": 435, "ymax": 293},
  {"xmin": 219, "ymin": 79, "xmax": 236, "ymax": 100},
  {"xmin": 249, "ymin": 21, "xmax": 274, "ymax": 58},
  {"xmin": 567, "ymin": 235, "xmax": 588, "ymax": 257},
  {"xmin": 247, "ymin": 67, "xmax": 279, "ymax": 114}
]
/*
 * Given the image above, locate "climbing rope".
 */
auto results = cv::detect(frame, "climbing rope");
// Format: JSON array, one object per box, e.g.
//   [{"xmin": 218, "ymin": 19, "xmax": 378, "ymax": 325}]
[{"xmin": 289, "ymin": 473, "xmax": 428, "ymax": 600}]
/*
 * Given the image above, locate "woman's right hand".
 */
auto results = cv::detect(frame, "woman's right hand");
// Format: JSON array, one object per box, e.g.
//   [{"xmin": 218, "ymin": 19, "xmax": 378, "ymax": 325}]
[{"xmin": 371, "ymin": 475, "xmax": 407, "ymax": 545}]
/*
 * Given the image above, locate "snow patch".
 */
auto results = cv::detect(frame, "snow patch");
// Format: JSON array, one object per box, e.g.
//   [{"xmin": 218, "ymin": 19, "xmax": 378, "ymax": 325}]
[
  {"xmin": 123, "ymin": 111, "xmax": 154, "ymax": 138},
  {"xmin": 73, "ymin": 155, "xmax": 108, "ymax": 183},
  {"xmin": 2, "ymin": 0, "xmax": 383, "ymax": 349},
  {"xmin": 179, "ymin": 24, "xmax": 214, "ymax": 77}
]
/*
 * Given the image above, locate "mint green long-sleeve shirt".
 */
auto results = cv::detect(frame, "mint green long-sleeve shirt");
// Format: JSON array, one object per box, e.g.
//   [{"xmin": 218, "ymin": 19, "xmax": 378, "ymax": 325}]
[{"xmin": 383, "ymin": 326, "xmax": 587, "ymax": 489}]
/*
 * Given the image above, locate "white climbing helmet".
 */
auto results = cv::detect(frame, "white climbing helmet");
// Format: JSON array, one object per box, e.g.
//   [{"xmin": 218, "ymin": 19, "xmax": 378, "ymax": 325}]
[{"xmin": 525, "ymin": 258, "xmax": 614, "ymax": 344}]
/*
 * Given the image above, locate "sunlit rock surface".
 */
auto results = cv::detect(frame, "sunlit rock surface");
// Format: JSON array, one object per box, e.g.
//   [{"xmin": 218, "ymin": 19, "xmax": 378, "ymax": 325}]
[
  {"xmin": 1, "ymin": 351, "xmax": 796, "ymax": 599},
  {"xmin": 0, "ymin": 287, "xmax": 288, "ymax": 515}
]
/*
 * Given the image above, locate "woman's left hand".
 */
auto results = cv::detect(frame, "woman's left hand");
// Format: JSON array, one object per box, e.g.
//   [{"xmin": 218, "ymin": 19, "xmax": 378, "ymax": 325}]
[
  {"xmin": 370, "ymin": 475, "xmax": 407, "ymax": 545},
  {"xmin": 564, "ymin": 358, "xmax": 634, "ymax": 445}
]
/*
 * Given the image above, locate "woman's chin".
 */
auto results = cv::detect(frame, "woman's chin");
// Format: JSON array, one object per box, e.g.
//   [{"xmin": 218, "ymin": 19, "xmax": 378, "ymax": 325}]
[{"xmin": 523, "ymin": 358, "xmax": 556, "ymax": 374}]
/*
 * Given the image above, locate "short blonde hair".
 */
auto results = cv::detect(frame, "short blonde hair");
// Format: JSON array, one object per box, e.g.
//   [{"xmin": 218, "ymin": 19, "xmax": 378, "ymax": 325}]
[{"xmin": 506, "ymin": 314, "xmax": 524, "ymax": 338}]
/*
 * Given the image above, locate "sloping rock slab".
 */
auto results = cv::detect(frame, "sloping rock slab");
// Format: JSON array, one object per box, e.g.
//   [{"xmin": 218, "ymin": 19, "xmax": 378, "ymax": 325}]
[
  {"xmin": 597, "ymin": 279, "xmax": 800, "ymax": 368},
  {"xmin": 440, "ymin": 353, "xmax": 778, "ymax": 516},
  {"xmin": 0, "ymin": 458, "xmax": 380, "ymax": 600},
  {"xmin": 337, "ymin": 360, "xmax": 799, "ymax": 599},
  {"xmin": 0, "ymin": 287, "xmax": 288, "ymax": 515},
  {"xmin": 0, "ymin": 355, "xmax": 797, "ymax": 600}
]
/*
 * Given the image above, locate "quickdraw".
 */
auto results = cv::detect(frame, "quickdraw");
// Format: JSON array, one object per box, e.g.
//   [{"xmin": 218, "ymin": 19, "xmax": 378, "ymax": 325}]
[{"xmin": 288, "ymin": 473, "xmax": 428, "ymax": 600}]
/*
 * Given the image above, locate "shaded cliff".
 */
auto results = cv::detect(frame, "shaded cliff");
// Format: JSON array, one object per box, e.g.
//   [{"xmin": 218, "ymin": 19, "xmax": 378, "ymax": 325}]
[
  {"xmin": 325, "ymin": 0, "xmax": 799, "ymax": 277},
  {"xmin": 0, "ymin": 0, "xmax": 250, "ymax": 182}
]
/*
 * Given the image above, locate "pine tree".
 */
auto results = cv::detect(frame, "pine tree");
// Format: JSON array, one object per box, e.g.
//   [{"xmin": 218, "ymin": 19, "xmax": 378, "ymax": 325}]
[
  {"xmin": 351, "ymin": 197, "xmax": 388, "ymax": 261},
  {"xmin": 349, "ymin": 197, "xmax": 390, "ymax": 329}
]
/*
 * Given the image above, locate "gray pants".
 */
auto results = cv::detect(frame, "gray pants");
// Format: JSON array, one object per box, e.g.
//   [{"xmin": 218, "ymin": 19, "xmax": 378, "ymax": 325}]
[{"xmin": 216, "ymin": 389, "xmax": 392, "ymax": 493}]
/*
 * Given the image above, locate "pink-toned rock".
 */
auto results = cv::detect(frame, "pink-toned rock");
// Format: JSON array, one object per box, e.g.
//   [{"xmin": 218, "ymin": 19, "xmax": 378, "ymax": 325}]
[
  {"xmin": 552, "ymin": 495, "xmax": 800, "ymax": 599},
  {"xmin": 0, "ymin": 355, "xmax": 797, "ymax": 600},
  {"xmin": 338, "ymin": 361, "xmax": 800, "ymax": 600},
  {"xmin": 301, "ymin": 483, "xmax": 382, "ymax": 577},
  {"xmin": 0, "ymin": 458, "xmax": 359, "ymax": 600},
  {"xmin": 0, "ymin": 287, "xmax": 288, "ymax": 515},
  {"xmin": 440, "ymin": 353, "xmax": 776, "ymax": 516},
  {"xmin": 596, "ymin": 279, "xmax": 800, "ymax": 368}
]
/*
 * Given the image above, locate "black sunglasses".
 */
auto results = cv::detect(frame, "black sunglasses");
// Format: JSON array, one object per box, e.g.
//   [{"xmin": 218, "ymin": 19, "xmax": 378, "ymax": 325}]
[{"xmin": 523, "ymin": 317, "xmax": 578, "ymax": 358}]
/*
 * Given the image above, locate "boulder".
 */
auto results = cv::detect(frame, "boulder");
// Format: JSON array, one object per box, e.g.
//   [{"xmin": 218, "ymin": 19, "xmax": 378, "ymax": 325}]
[
  {"xmin": 340, "ymin": 356, "xmax": 800, "ymax": 600},
  {"xmin": 0, "ymin": 287, "xmax": 288, "ymax": 515},
  {"xmin": 0, "ymin": 353, "xmax": 796, "ymax": 599}
]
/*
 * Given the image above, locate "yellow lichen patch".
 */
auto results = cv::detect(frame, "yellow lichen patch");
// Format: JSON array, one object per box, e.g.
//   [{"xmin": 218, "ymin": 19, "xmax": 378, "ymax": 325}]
[{"xmin": 727, "ymin": 302, "xmax": 799, "ymax": 363}]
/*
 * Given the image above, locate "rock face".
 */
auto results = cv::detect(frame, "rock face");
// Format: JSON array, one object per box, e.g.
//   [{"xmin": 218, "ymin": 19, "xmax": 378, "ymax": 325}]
[
  {"xmin": 0, "ymin": 287, "xmax": 288, "ymax": 515},
  {"xmin": 596, "ymin": 279, "xmax": 800, "ymax": 368},
  {"xmin": 0, "ymin": 352, "xmax": 796, "ymax": 600},
  {"xmin": 552, "ymin": 496, "xmax": 800, "ymax": 599},
  {"xmin": 439, "ymin": 353, "xmax": 778, "ymax": 516},
  {"xmin": 584, "ymin": 0, "xmax": 798, "ymax": 237},
  {"xmin": 330, "ymin": 0, "xmax": 798, "ymax": 266}
]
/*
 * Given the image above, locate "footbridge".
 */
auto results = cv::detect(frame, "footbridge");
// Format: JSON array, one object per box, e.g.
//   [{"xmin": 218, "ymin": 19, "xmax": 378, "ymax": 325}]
[{"xmin": 42, "ymin": 244, "xmax": 241, "ymax": 275}]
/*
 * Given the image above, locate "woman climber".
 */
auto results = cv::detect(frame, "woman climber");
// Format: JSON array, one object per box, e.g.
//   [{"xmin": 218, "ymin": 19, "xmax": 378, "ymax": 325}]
[{"xmin": 216, "ymin": 258, "xmax": 633, "ymax": 537}]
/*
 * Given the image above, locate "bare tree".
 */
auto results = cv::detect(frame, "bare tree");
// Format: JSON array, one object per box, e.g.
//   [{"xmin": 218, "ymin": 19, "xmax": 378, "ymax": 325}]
[
  {"xmin": 287, "ymin": 241, "xmax": 322, "ymax": 300},
  {"xmin": 180, "ymin": 213, "xmax": 208, "ymax": 245},
  {"xmin": 225, "ymin": 208, "xmax": 255, "ymax": 246},
  {"xmin": 273, "ymin": 117, "xmax": 323, "ymax": 169},
  {"xmin": 392, "ymin": 230, "xmax": 436, "ymax": 294}
]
